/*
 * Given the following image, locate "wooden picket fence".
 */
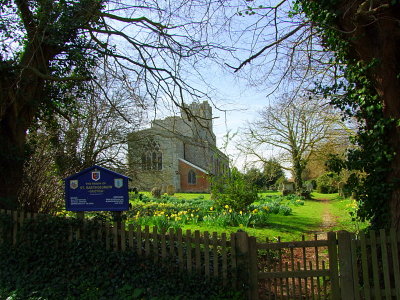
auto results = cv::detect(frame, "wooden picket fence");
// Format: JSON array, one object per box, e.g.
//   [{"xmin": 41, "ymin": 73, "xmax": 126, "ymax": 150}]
[{"xmin": 1, "ymin": 209, "xmax": 400, "ymax": 299}]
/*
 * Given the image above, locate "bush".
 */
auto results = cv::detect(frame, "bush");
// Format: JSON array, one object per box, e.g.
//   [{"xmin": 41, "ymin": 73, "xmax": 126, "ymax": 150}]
[
  {"xmin": 250, "ymin": 195, "xmax": 295, "ymax": 216},
  {"xmin": 211, "ymin": 168, "xmax": 258, "ymax": 212},
  {"xmin": 316, "ymin": 172, "xmax": 342, "ymax": 194}
]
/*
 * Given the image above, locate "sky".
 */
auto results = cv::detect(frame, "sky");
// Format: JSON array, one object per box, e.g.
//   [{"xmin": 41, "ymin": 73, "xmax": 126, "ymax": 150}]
[
  {"xmin": 149, "ymin": 61, "xmax": 276, "ymax": 171},
  {"xmin": 117, "ymin": 0, "xmax": 313, "ymax": 171}
]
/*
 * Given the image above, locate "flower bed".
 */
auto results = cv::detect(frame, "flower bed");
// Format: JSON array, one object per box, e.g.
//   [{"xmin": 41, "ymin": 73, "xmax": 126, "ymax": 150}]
[{"xmin": 126, "ymin": 193, "xmax": 306, "ymax": 231}]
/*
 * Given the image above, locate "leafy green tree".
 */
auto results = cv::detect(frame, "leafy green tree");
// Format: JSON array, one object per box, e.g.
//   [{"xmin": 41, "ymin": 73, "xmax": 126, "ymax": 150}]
[
  {"xmin": 244, "ymin": 168, "xmax": 267, "ymax": 190},
  {"xmin": 295, "ymin": 1, "xmax": 400, "ymax": 229},
  {"xmin": 263, "ymin": 158, "xmax": 285, "ymax": 188},
  {"xmin": 316, "ymin": 172, "xmax": 341, "ymax": 194}
]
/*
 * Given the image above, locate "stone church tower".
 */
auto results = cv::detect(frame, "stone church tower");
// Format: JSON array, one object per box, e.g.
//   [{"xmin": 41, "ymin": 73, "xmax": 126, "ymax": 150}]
[{"xmin": 128, "ymin": 101, "xmax": 229, "ymax": 192}]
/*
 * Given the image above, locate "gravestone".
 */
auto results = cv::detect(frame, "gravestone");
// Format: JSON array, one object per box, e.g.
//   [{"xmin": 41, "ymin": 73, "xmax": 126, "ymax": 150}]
[
  {"xmin": 166, "ymin": 184, "xmax": 175, "ymax": 195},
  {"xmin": 280, "ymin": 182, "xmax": 295, "ymax": 195},
  {"xmin": 151, "ymin": 186, "xmax": 161, "ymax": 198},
  {"xmin": 306, "ymin": 182, "xmax": 314, "ymax": 192}
]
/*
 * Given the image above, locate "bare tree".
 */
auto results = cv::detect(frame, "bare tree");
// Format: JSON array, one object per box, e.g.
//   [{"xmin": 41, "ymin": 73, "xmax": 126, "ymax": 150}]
[
  {"xmin": 49, "ymin": 70, "xmax": 148, "ymax": 175},
  {"xmin": 222, "ymin": 1, "xmax": 400, "ymax": 228},
  {"xmin": 222, "ymin": 0, "xmax": 335, "ymax": 96},
  {"xmin": 240, "ymin": 93, "xmax": 344, "ymax": 193},
  {"xmin": 18, "ymin": 69, "xmax": 148, "ymax": 212},
  {"xmin": 0, "ymin": 0, "xmax": 230, "ymax": 209}
]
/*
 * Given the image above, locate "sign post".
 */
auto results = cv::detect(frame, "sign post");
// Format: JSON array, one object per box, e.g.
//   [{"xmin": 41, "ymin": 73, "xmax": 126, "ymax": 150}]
[{"xmin": 64, "ymin": 165, "xmax": 131, "ymax": 213}]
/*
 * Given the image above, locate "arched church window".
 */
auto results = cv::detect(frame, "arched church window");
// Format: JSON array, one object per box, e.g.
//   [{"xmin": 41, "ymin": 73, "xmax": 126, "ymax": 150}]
[
  {"xmin": 141, "ymin": 140, "xmax": 163, "ymax": 171},
  {"xmin": 188, "ymin": 170, "xmax": 196, "ymax": 184}
]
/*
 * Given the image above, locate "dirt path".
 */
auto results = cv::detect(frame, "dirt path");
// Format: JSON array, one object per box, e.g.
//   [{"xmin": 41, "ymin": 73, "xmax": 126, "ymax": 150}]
[{"xmin": 306, "ymin": 198, "xmax": 339, "ymax": 240}]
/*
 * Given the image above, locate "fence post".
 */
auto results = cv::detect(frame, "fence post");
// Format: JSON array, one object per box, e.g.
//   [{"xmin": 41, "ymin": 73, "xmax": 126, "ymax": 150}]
[
  {"xmin": 337, "ymin": 230, "xmax": 355, "ymax": 299},
  {"xmin": 248, "ymin": 236, "xmax": 259, "ymax": 300},
  {"xmin": 327, "ymin": 231, "xmax": 340, "ymax": 300},
  {"xmin": 235, "ymin": 231, "xmax": 258, "ymax": 300}
]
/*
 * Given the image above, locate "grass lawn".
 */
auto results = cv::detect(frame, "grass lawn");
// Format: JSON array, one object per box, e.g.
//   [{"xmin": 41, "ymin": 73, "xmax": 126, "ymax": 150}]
[
  {"xmin": 328, "ymin": 196, "xmax": 369, "ymax": 232},
  {"xmin": 172, "ymin": 197, "xmax": 329, "ymax": 241}
]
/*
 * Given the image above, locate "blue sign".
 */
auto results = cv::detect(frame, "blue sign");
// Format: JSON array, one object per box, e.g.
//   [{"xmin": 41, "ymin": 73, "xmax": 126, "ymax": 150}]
[{"xmin": 64, "ymin": 165, "xmax": 130, "ymax": 211}]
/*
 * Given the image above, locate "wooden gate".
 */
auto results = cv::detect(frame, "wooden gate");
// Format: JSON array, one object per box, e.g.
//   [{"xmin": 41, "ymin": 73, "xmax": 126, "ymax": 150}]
[{"xmin": 247, "ymin": 230, "xmax": 400, "ymax": 299}]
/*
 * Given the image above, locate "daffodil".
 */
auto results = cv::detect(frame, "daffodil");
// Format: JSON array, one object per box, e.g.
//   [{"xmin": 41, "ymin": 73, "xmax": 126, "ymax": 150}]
[
  {"xmin": 225, "ymin": 205, "xmax": 229, "ymax": 209},
  {"xmin": 210, "ymin": 207, "xmax": 214, "ymax": 211}
]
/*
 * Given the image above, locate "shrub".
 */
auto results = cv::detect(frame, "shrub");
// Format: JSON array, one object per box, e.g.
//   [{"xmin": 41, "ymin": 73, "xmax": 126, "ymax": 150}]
[
  {"xmin": 316, "ymin": 172, "xmax": 341, "ymax": 194},
  {"xmin": 251, "ymin": 195, "xmax": 294, "ymax": 216},
  {"xmin": 211, "ymin": 168, "xmax": 258, "ymax": 212}
]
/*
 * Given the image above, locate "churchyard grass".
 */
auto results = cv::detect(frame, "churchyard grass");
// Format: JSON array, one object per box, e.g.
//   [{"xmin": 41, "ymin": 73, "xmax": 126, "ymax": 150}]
[{"xmin": 329, "ymin": 196, "xmax": 369, "ymax": 232}]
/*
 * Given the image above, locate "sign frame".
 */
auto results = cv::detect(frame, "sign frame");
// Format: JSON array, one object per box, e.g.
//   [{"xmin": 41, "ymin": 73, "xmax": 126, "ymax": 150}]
[{"xmin": 64, "ymin": 165, "xmax": 131, "ymax": 212}]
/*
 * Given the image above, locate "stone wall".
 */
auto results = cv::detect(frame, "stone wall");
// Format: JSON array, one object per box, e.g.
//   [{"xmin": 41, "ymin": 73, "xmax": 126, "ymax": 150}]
[{"xmin": 127, "ymin": 101, "xmax": 229, "ymax": 192}]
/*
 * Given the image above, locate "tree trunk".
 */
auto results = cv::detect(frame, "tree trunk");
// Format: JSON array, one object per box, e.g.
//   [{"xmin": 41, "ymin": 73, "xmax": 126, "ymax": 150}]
[
  {"xmin": 0, "ymin": 68, "xmax": 46, "ymax": 209},
  {"xmin": 334, "ymin": 1, "xmax": 400, "ymax": 229},
  {"xmin": 292, "ymin": 155, "xmax": 304, "ymax": 193},
  {"xmin": 0, "ymin": 124, "xmax": 27, "ymax": 210}
]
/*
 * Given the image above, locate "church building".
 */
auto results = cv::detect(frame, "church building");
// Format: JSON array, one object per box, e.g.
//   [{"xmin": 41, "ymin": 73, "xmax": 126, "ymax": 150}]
[{"xmin": 128, "ymin": 101, "xmax": 229, "ymax": 193}]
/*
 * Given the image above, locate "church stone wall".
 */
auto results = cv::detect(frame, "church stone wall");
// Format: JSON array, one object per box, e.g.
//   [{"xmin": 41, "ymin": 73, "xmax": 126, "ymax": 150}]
[
  {"xmin": 183, "ymin": 142, "xmax": 209, "ymax": 171},
  {"xmin": 131, "ymin": 134, "xmax": 184, "ymax": 191},
  {"xmin": 128, "ymin": 101, "xmax": 229, "ymax": 192}
]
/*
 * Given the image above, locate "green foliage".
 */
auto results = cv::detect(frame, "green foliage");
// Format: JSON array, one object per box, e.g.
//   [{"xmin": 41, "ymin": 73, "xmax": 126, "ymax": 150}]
[
  {"xmin": 211, "ymin": 168, "xmax": 259, "ymax": 212},
  {"xmin": 294, "ymin": 0, "xmax": 396, "ymax": 228},
  {"xmin": 204, "ymin": 204, "xmax": 271, "ymax": 228},
  {"xmin": 125, "ymin": 192, "xmax": 299, "ymax": 230},
  {"xmin": 244, "ymin": 168, "xmax": 267, "ymax": 190},
  {"xmin": 250, "ymin": 195, "xmax": 297, "ymax": 216},
  {"xmin": 263, "ymin": 158, "xmax": 285, "ymax": 188},
  {"xmin": 0, "ymin": 215, "xmax": 243, "ymax": 300},
  {"xmin": 316, "ymin": 172, "xmax": 341, "ymax": 194}
]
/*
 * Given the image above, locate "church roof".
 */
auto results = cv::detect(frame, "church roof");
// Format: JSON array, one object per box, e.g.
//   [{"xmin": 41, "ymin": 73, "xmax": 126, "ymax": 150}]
[{"xmin": 178, "ymin": 158, "xmax": 209, "ymax": 174}]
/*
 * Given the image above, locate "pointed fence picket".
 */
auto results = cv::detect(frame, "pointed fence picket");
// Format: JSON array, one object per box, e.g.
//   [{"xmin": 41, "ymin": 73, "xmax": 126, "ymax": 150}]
[{"xmin": 1, "ymin": 209, "xmax": 400, "ymax": 300}]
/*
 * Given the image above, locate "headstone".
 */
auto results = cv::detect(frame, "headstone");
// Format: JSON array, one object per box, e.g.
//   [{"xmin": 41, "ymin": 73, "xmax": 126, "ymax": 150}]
[
  {"xmin": 306, "ymin": 182, "xmax": 314, "ymax": 192},
  {"xmin": 338, "ymin": 182, "xmax": 345, "ymax": 197},
  {"xmin": 151, "ymin": 186, "xmax": 161, "ymax": 198},
  {"xmin": 281, "ymin": 182, "xmax": 295, "ymax": 196},
  {"xmin": 166, "ymin": 184, "xmax": 175, "ymax": 195},
  {"xmin": 160, "ymin": 184, "xmax": 167, "ymax": 194}
]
